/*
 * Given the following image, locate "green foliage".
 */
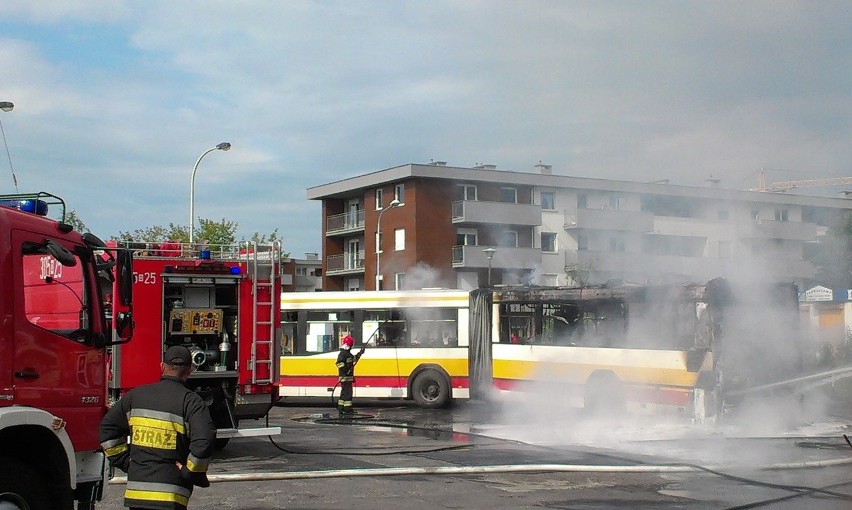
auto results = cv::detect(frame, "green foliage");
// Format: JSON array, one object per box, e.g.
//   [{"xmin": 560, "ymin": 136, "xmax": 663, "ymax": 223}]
[
  {"xmin": 247, "ymin": 228, "xmax": 279, "ymax": 244},
  {"xmin": 64, "ymin": 210, "xmax": 89, "ymax": 233},
  {"xmin": 115, "ymin": 223, "xmax": 189, "ymax": 243},
  {"xmin": 114, "ymin": 218, "xmax": 282, "ymax": 250},
  {"xmin": 195, "ymin": 217, "xmax": 238, "ymax": 245}
]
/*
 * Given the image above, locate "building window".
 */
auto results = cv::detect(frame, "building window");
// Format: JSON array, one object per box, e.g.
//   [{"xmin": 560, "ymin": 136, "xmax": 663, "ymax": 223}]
[
  {"xmin": 346, "ymin": 277, "xmax": 362, "ymax": 292},
  {"xmin": 296, "ymin": 267, "xmax": 307, "ymax": 276},
  {"xmin": 394, "ymin": 272, "xmax": 405, "ymax": 290},
  {"xmin": 375, "ymin": 188, "xmax": 383, "ymax": 210},
  {"xmin": 500, "ymin": 187, "xmax": 517, "ymax": 203},
  {"xmin": 375, "ymin": 232, "xmax": 383, "ymax": 254},
  {"xmin": 394, "ymin": 228, "xmax": 405, "ymax": 251},
  {"xmin": 541, "ymin": 192, "xmax": 555, "ymax": 210},
  {"xmin": 775, "ymin": 208, "xmax": 789, "ymax": 222},
  {"xmin": 394, "ymin": 183, "xmax": 405, "ymax": 203},
  {"xmin": 577, "ymin": 193, "xmax": 587, "ymax": 209},
  {"xmin": 751, "ymin": 209, "xmax": 760, "ymax": 221},
  {"xmin": 608, "ymin": 195, "xmax": 624, "ymax": 211},
  {"xmin": 500, "ymin": 230, "xmax": 518, "ymax": 248},
  {"xmin": 577, "ymin": 234, "xmax": 588, "ymax": 251},
  {"xmin": 457, "ymin": 184, "xmax": 477, "ymax": 201},
  {"xmin": 609, "ymin": 237, "xmax": 626, "ymax": 252},
  {"xmin": 541, "ymin": 232, "xmax": 557, "ymax": 252},
  {"xmin": 457, "ymin": 228, "xmax": 477, "ymax": 246}
]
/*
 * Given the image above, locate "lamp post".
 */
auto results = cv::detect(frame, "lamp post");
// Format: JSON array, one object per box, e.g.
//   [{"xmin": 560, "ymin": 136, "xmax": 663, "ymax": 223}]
[
  {"xmin": 189, "ymin": 142, "xmax": 231, "ymax": 244},
  {"xmin": 375, "ymin": 198, "xmax": 401, "ymax": 290},
  {"xmin": 0, "ymin": 101, "xmax": 18, "ymax": 191},
  {"xmin": 482, "ymin": 247, "xmax": 497, "ymax": 286}
]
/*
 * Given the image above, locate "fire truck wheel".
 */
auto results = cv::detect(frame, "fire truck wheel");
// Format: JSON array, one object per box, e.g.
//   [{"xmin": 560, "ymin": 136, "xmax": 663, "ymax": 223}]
[
  {"xmin": 411, "ymin": 369, "xmax": 450, "ymax": 409},
  {"xmin": 0, "ymin": 457, "xmax": 50, "ymax": 510}
]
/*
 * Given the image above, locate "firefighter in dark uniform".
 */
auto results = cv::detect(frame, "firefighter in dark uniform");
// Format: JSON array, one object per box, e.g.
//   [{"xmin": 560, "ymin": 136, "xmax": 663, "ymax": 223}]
[
  {"xmin": 336, "ymin": 334, "xmax": 361, "ymax": 415},
  {"xmin": 100, "ymin": 345, "xmax": 215, "ymax": 510}
]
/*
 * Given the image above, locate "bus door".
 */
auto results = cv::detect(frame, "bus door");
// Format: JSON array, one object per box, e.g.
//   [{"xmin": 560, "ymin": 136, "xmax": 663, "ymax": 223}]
[{"xmin": 362, "ymin": 310, "xmax": 404, "ymax": 394}]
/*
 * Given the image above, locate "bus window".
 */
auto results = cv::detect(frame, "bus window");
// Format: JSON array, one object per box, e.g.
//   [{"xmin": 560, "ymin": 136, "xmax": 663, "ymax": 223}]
[
  {"xmin": 363, "ymin": 310, "xmax": 405, "ymax": 347},
  {"xmin": 407, "ymin": 308, "xmax": 458, "ymax": 347},
  {"xmin": 306, "ymin": 310, "xmax": 353, "ymax": 353}
]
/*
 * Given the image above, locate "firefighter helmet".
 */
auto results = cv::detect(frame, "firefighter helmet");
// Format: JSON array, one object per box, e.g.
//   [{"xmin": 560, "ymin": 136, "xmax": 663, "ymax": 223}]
[{"xmin": 342, "ymin": 335, "xmax": 354, "ymax": 348}]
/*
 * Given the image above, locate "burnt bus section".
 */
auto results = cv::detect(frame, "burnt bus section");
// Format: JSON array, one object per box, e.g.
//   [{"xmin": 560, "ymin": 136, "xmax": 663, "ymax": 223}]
[
  {"xmin": 468, "ymin": 278, "xmax": 802, "ymax": 417},
  {"xmin": 704, "ymin": 278, "xmax": 804, "ymax": 408}
]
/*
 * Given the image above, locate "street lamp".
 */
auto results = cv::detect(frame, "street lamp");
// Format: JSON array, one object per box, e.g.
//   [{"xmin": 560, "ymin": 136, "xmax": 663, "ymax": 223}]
[
  {"xmin": 482, "ymin": 247, "xmax": 497, "ymax": 286},
  {"xmin": 189, "ymin": 142, "xmax": 231, "ymax": 244},
  {"xmin": 0, "ymin": 101, "xmax": 18, "ymax": 191},
  {"xmin": 375, "ymin": 198, "xmax": 401, "ymax": 290}
]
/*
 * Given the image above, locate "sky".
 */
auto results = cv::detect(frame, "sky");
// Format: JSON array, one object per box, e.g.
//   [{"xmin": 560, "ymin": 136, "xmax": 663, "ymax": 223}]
[{"xmin": 1, "ymin": 1, "xmax": 850, "ymax": 257}]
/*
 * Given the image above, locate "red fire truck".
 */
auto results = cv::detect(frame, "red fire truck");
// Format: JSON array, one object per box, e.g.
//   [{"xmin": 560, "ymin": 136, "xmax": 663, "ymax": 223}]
[
  {"xmin": 108, "ymin": 240, "xmax": 282, "ymax": 447},
  {"xmin": 0, "ymin": 192, "xmax": 134, "ymax": 510}
]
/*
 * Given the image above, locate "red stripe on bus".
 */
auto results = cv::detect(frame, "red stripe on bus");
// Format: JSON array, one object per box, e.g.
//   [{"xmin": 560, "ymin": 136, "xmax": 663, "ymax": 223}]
[
  {"xmin": 280, "ymin": 375, "xmax": 471, "ymax": 389},
  {"xmin": 493, "ymin": 379, "xmax": 692, "ymax": 406}
]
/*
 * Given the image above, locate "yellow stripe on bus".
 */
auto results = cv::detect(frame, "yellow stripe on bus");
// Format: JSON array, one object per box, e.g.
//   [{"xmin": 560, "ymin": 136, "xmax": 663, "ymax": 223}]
[
  {"xmin": 492, "ymin": 359, "xmax": 700, "ymax": 386},
  {"xmin": 282, "ymin": 355, "xmax": 469, "ymax": 377}
]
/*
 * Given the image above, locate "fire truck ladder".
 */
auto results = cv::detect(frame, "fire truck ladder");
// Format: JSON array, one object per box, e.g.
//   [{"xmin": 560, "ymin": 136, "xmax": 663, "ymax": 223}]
[{"xmin": 242, "ymin": 240, "xmax": 281, "ymax": 385}]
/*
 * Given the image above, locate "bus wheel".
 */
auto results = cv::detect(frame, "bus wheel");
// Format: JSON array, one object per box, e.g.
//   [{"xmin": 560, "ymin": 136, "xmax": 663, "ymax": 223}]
[
  {"xmin": 0, "ymin": 457, "xmax": 50, "ymax": 510},
  {"xmin": 583, "ymin": 372, "xmax": 625, "ymax": 415},
  {"xmin": 411, "ymin": 370, "xmax": 450, "ymax": 409}
]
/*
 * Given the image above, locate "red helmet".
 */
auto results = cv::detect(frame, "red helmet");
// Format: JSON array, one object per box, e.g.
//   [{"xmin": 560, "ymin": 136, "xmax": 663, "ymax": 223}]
[{"xmin": 342, "ymin": 335, "xmax": 354, "ymax": 348}]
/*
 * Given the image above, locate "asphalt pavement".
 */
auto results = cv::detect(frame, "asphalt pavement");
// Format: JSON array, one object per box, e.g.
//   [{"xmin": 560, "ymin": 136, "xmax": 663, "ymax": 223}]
[{"xmin": 98, "ymin": 394, "xmax": 852, "ymax": 510}]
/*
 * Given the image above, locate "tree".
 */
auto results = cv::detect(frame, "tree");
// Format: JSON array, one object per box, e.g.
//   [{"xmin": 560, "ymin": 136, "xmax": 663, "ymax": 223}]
[
  {"xmin": 248, "ymin": 228, "xmax": 280, "ymax": 244},
  {"xmin": 115, "ymin": 223, "xmax": 188, "ymax": 243},
  {"xmin": 114, "ymin": 217, "xmax": 280, "ymax": 250},
  {"xmin": 64, "ymin": 210, "xmax": 89, "ymax": 233}
]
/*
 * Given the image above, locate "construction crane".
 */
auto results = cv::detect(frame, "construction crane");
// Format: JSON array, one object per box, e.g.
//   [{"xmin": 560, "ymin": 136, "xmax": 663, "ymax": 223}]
[{"xmin": 751, "ymin": 170, "xmax": 852, "ymax": 193}]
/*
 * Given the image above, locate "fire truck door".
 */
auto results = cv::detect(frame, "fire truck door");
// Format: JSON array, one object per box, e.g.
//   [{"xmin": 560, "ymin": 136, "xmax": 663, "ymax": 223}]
[
  {"xmin": 0, "ymin": 286, "xmax": 12, "ymax": 403},
  {"xmin": 10, "ymin": 229, "xmax": 105, "ymax": 449}
]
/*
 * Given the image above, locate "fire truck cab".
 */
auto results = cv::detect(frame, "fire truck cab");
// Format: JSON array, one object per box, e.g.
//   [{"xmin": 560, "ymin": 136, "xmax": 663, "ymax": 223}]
[
  {"xmin": 0, "ymin": 192, "xmax": 134, "ymax": 510},
  {"xmin": 109, "ymin": 241, "xmax": 282, "ymax": 447}
]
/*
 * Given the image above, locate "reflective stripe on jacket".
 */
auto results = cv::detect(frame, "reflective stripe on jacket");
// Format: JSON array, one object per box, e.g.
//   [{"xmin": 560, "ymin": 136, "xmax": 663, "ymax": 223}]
[{"xmin": 100, "ymin": 376, "xmax": 215, "ymax": 510}]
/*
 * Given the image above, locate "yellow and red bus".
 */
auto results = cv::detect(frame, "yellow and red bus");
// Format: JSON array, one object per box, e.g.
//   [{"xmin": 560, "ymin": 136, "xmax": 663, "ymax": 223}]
[
  {"xmin": 279, "ymin": 289, "xmax": 471, "ymax": 408},
  {"xmin": 279, "ymin": 280, "xmax": 803, "ymax": 420}
]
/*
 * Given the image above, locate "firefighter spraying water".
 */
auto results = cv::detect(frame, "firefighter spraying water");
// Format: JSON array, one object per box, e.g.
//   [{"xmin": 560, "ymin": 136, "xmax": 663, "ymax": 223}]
[{"xmin": 335, "ymin": 334, "xmax": 365, "ymax": 415}]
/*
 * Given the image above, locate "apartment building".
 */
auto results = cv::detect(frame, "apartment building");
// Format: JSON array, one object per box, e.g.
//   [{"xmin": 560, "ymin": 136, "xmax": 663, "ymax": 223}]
[
  {"xmin": 308, "ymin": 162, "xmax": 852, "ymax": 291},
  {"xmin": 282, "ymin": 252, "xmax": 323, "ymax": 292}
]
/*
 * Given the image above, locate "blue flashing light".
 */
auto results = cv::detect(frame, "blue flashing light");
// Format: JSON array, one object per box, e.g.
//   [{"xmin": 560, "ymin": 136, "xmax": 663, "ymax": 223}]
[
  {"xmin": 0, "ymin": 199, "xmax": 49, "ymax": 216},
  {"xmin": 229, "ymin": 266, "xmax": 241, "ymax": 275}
]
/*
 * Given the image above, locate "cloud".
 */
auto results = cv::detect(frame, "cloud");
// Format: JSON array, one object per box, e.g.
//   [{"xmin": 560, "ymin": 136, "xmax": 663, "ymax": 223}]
[{"xmin": 0, "ymin": 2, "xmax": 849, "ymax": 256}]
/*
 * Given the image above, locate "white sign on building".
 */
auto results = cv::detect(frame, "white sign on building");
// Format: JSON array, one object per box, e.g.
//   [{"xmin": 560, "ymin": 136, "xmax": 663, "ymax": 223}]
[{"xmin": 803, "ymin": 285, "xmax": 833, "ymax": 302}]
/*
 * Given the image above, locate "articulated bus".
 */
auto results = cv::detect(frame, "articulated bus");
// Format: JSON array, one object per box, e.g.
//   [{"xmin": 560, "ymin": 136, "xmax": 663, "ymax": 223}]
[{"xmin": 279, "ymin": 279, "xmax": 802, "ymax": 420}]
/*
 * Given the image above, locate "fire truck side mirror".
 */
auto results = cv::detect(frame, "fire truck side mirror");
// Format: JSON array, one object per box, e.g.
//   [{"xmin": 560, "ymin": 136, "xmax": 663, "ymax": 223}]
[
  {"xmin": 116, "ymin": 250, "xmax": 133, "ymax": 307},
  {"xmin": 109, "ymin": 249, "xmax": 134, "ymax": 344}
]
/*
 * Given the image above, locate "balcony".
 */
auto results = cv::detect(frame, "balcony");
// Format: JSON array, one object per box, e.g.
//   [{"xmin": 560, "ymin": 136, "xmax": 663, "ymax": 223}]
[
  {"xmin": 326, "ymin": 252, "xmax": 365, "ymax": 276},
  {"xmin": 567, "ymin": 250, "xmax": 816, "ymax": 281},
  {"xmin": 741, "ymin": 220, "xmax": 818, "ymax": 242},
  {"xmin": 326, "ymin": 210, "xmax": 365, "ymax": 236},
  {"xmin": 564, "ymin": 208, "xmax": 653, "ymax": 232},
  {"xmin": 452, "ymin": 200, "xmax": 541, "ymax": 227},
  {"xmin": 451, "ymin": 245, "xmax": 541, "ymax": 269}
]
